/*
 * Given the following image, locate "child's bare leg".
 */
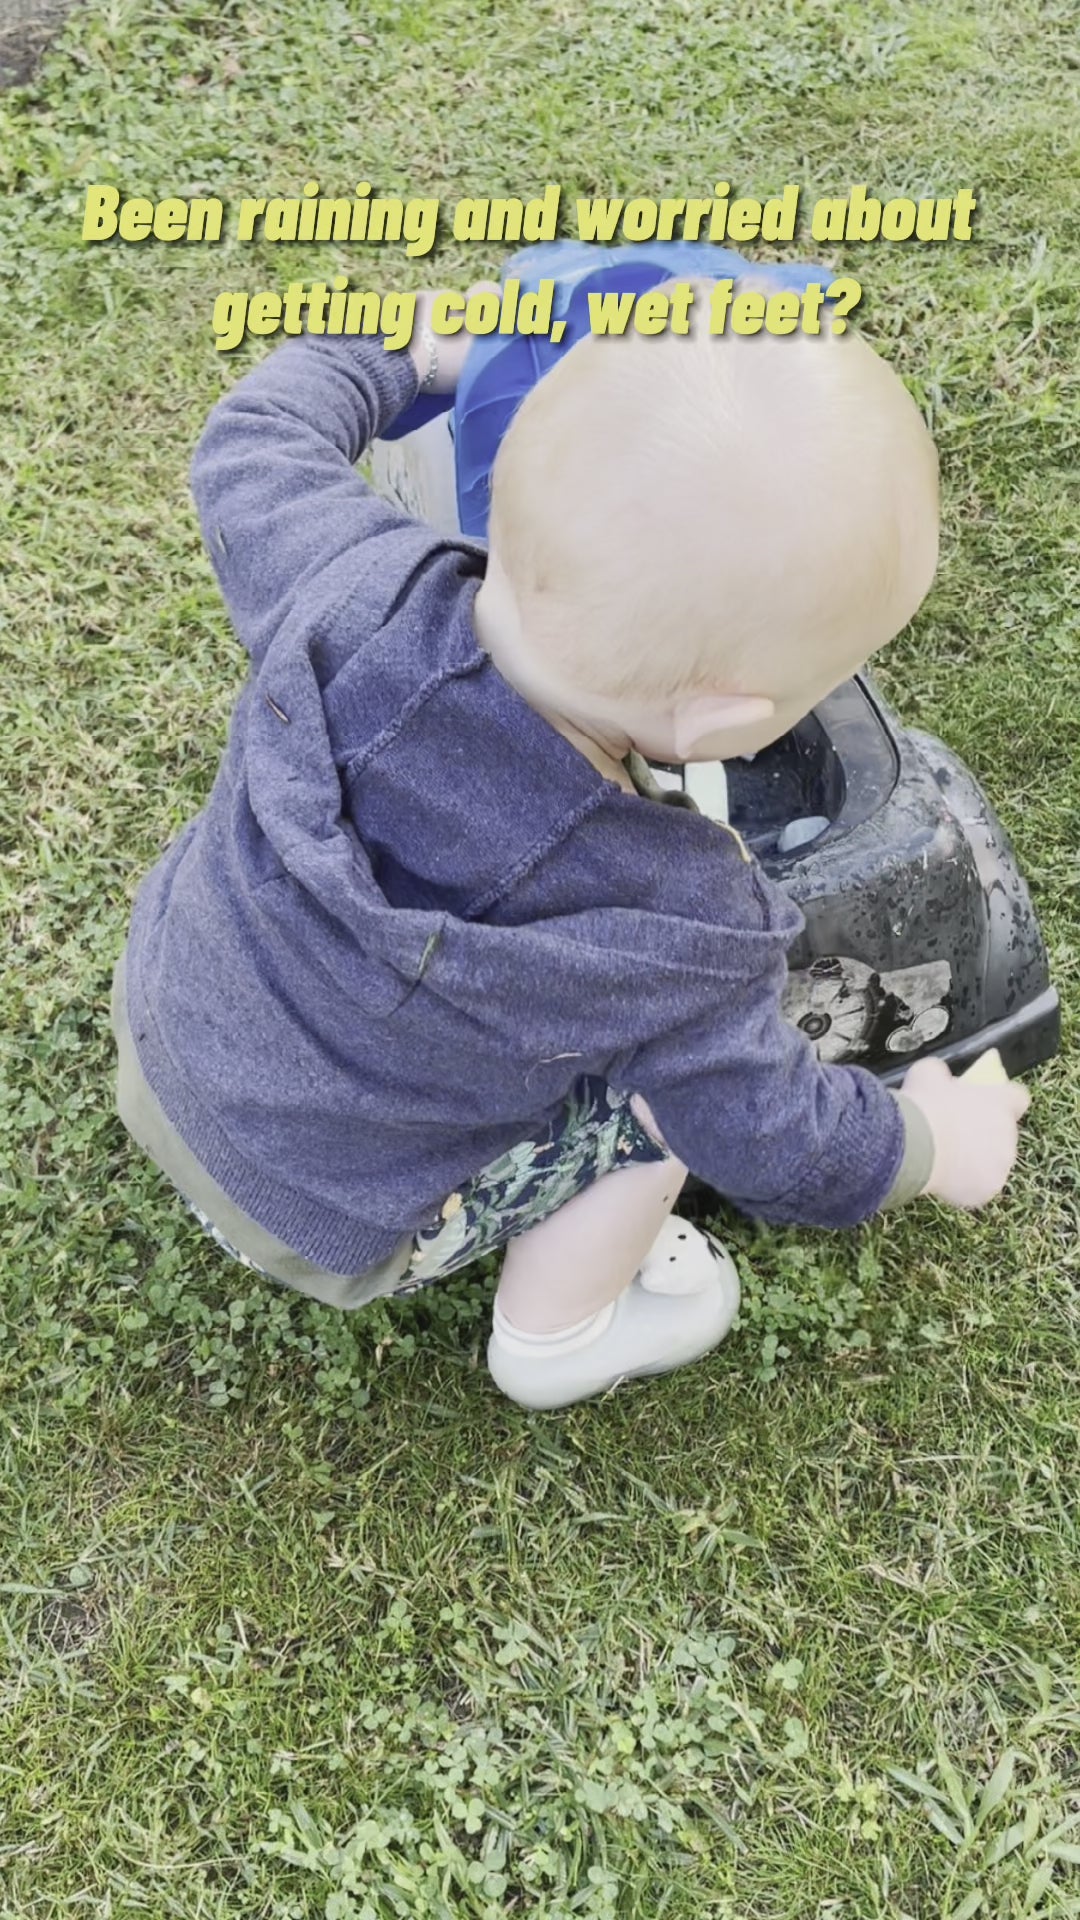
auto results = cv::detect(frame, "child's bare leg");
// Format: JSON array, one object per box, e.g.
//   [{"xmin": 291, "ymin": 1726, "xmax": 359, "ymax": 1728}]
[
  {"xmin": 495, "ymin": 1147, "xmax": 687, "ymax": 1333},
  {"xmin": 487, "ymin": 1095, "xmax": 741, "ymax": 1410}
]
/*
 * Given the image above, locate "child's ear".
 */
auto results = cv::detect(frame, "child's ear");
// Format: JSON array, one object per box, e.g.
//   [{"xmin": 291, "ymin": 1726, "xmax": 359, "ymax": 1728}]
[{"xmin": 672, "ymin": 693, "xmax": 776, "ymax": 760}]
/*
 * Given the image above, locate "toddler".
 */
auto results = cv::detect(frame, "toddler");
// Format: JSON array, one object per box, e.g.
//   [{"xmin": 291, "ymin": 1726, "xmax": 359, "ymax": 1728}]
[{"xmin": 112, "ymin": 278, "xmax": 1030, "ymax": 1410}]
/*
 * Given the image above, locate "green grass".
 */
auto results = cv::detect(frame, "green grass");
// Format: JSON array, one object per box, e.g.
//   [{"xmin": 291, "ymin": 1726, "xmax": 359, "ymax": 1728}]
[{"xmin": 2, "ymin": 1, "xmax": 1079, "ymax": 1914}]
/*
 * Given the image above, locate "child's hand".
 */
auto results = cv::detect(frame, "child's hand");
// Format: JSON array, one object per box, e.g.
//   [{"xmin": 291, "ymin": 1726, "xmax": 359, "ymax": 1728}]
[
  {"xmin": 900, "ymin": 1056, "xmax": 1031, "ymax": 1208},
  {"xmin": 407, "ymin": 282, "xmax": 501, "ymax": 395}
]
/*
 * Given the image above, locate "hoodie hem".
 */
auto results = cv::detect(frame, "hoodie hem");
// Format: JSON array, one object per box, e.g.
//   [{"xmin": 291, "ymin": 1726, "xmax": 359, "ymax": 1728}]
[{"xmin": 119, "ymin": 915, "xmax": 409, "ymax": 1277}]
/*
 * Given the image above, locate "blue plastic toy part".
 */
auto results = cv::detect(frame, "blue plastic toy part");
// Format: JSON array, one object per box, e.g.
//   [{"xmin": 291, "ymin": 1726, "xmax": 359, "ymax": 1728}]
[
  {"xmin": 379, "ymin": 389, "xmax": 456, "ymax": 437},
  {"xmin": 381, "ymin": 240, "xmax": 832, "ymax": 539}
]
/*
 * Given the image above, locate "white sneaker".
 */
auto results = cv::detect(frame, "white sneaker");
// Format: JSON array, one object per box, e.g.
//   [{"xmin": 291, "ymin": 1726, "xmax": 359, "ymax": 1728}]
[{"xmin": 486, "ymin": 1216, "xmax": 741, "ymax": 1411}]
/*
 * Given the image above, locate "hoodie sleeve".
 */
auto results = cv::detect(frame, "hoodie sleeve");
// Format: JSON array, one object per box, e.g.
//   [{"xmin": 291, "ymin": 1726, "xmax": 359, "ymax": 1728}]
[
  {"xmin": 189, "ymin": 334, "xmax": 423, "ymax": 666},
  {"xmin": 496, "ymin": 792, "xmax": 918, "ymax": 1229},
  {"xmin": 605, "ymin": 909, "xmax": 914, "ymax": 1228}
]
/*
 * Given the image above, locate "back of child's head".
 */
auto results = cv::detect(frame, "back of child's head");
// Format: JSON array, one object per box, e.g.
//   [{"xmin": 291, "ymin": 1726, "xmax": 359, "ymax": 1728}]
[{"xmin": 486, "ymin": 279, "xmax": 940, "ymax": 711}]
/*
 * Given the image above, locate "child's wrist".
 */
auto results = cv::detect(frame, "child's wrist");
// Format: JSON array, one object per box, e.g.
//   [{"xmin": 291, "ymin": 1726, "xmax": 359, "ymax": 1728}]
[
  {"xmin": 407, "ymin": 323, "xmax": 439, "ymax": 392},
  {"xmin": 880, "ymin": 1091, "xmax": 936, "ymax": 1209}
]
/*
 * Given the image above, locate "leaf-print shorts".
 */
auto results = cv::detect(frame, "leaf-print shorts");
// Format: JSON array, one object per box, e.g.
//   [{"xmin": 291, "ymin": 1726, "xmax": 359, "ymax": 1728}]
[
  {"xmin": 187, "ymin": 1079, "xmax": 671, "ymax": 1296},
  {"xmin": 113, "ymin": 952, "xmax": 671, "ymax": 1309}
]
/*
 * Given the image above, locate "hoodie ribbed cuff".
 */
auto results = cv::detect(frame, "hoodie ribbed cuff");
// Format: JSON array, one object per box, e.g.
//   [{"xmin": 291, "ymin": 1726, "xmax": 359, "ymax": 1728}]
[{"xmin": 880, "ymin": 1093, "xmax": 935, "ymax": 1210}]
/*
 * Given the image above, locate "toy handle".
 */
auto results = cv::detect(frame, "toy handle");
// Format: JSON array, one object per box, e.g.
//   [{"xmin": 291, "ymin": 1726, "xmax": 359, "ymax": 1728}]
[{"xmin": 960, "ymin": 1048, "xmax": 1008, "ymax": 1084}]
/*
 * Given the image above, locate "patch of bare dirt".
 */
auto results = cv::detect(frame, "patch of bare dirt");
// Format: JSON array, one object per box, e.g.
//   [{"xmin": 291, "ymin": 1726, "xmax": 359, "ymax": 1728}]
[{"xmin": 0, "ymin": 0, "xmax": 76, "ymax": 88}]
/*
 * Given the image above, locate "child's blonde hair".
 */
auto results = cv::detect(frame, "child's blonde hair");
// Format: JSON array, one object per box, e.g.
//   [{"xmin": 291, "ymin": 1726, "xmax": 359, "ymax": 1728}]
[{"xmin": 487, "ymin": 281, "xmax": 939, "ymax": 706}]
